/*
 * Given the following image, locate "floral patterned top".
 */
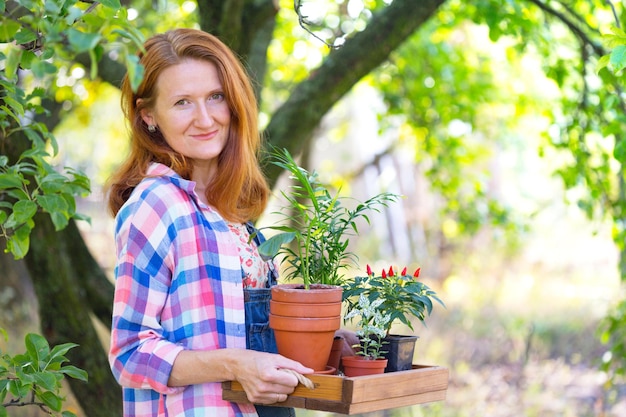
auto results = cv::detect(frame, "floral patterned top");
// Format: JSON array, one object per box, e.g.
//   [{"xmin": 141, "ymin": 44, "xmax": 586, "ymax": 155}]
[{"xmin": 227, "ymin": 222, "xmax": 270, "ymax": 289}]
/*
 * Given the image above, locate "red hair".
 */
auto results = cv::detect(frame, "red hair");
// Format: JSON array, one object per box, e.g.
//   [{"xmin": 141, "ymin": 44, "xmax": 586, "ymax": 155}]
[{"xmin": 106, "ymin": 29, "xmax": 269, "ymax": 222}]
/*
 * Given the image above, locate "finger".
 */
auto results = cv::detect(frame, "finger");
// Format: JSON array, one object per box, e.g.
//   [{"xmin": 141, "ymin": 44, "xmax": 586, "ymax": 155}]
[
  {"xmin": 275, "ymin": 356, "xmax": 314, "ymax": 374},
  {"xmin": 279, "ymin": 368, "xmax": 315, "ymax": 389}
]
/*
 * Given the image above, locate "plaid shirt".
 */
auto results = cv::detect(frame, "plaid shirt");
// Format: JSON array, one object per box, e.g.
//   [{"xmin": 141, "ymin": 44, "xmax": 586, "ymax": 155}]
[{"xmin": 109, "ymin": 163, "xmax": 258, "ymax": 417}]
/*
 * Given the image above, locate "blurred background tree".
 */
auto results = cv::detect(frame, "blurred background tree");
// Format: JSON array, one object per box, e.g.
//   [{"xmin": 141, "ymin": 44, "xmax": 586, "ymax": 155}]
[{"xmin": 2, "ymin": 0, "xmax": 626, "ymax": 415}]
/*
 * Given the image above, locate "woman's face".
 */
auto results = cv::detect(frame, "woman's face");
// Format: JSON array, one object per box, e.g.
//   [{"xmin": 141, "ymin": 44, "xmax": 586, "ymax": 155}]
[{"xmin": 139, "ymin": 58, "xmax": 231, "ymax": 179}]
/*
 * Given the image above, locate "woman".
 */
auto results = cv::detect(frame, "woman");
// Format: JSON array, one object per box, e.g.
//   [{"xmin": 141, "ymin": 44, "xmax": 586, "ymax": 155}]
[{"xmin": 107, "ymin": 28, "xmax": 312, "ymax": 417}]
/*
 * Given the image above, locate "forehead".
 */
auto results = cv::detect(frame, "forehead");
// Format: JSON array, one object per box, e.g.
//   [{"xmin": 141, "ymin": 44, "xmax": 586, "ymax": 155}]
[{"xmin": 155, "ymin": 58, "xmax": 222, "ymax": 96}]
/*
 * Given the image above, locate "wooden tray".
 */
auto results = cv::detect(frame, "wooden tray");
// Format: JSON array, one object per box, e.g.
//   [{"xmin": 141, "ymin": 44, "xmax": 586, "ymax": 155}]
[{"xmin": 222, "ymin": 364, "xmax": 448, "ymax": 415}]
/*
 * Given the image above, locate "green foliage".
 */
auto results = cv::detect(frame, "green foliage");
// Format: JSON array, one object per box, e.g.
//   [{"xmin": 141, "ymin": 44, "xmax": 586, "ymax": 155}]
[
  {"xmin": 598, "ymin": 27, "xmax": 626, "ymax": 73},
  {"xmin": 599, "ymin": 298, "xmax": 626, "ymax": 383},
  {"xmin": 343, "ymin": 294, "xmax": 391, "ymax": 360},
  {"xmin": 343, "ymin": 265, "xmax": 444, "ymax": 335},
  {"xmin": 371, "ymin": 2, "xmax": 529, "ymax": 253},
  {"xmin": 0, "ymin": 330, "xmax": 88, "ymax": 417},
  {"xmin": 0, "ymin": 0, "xmax": 145, "ymax": 258},
  {"xmin": 258, "ymin": 148, "xmax": 399, "ymax": 287}
]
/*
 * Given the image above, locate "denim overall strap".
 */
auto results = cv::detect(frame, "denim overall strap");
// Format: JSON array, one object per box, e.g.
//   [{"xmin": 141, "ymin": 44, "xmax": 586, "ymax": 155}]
[{"xmin": 243, "ymin": 223, "xmax": 296, "ymax": 417}]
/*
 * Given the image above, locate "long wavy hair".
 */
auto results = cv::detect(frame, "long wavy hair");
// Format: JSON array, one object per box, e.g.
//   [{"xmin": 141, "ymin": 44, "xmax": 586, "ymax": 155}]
[{"xmin": 106, "ymin": 28, "xmax": 269, "ymax": 222}]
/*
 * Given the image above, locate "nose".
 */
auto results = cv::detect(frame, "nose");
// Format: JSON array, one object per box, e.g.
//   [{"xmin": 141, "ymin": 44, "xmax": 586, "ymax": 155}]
[{"xmin": 194, "ymin": 103, "xmax": 214, "ymax": 127}]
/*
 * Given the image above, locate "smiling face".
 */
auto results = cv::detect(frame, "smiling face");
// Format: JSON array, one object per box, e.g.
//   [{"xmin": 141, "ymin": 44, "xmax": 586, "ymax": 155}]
[{"xmin": 139, "ymin": 58, "xmax": 231, "ymax": 182}]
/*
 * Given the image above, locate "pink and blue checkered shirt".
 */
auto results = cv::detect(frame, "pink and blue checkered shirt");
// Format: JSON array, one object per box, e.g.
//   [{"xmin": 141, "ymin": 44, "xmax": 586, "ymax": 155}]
[{"xmin": 109, "ymin": 163, "xmax": 258, "ymax": 417}]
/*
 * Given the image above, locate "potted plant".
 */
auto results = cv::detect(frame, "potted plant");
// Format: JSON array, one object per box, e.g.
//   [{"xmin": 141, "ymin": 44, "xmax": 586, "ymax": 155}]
[
  {"xmin": 341, "ymin": 294, "xmax": 391, "ymax": 376},
  {"xmin": 343, "ymin": 265, "xmax": 445, "ymax": 372},
  {"xmin": 258, "ymin": 148, "xmax": 398, "ymax": 371}
]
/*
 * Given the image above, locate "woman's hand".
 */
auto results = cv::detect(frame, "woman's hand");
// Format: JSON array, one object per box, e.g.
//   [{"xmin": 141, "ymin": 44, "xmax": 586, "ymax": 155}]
[{"xmin": 229, "ymin": 350, "xmax": 313, "ymax": 404}]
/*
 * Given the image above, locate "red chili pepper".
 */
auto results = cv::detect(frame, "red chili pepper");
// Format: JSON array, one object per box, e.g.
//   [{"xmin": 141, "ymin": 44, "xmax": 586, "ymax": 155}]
[
  {"xmin": 382, "ymin": 269, "xmax": 387, "ymax": 279},
  {"xmin": 388, "ymin": 266, "xmax": 394, "ymax": 277},
  {"xmin": 413, "ymin": 268, "xmax": 421, "ymax": 278},
  {"xmin": 401, "ymin": 267, "xmax": 407, "ymax": 276},
  {"xmin": 367, "ymin": 264, "xmax": 373, "ymax": 276}
]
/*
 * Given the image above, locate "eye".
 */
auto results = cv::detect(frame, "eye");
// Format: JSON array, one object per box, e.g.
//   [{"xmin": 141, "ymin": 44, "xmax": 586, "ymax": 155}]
[
  {"xmin": 209, "ymin": 93, "xmax": 225, "ymax": 102},
  {"xmin": 175, "ymin": 99, "xmax": 190, "ymax": 106}
]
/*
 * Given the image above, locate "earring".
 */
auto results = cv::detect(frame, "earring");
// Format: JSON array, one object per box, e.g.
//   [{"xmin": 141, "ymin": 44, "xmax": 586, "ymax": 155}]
[{"xmin": 148, "ymin": 124, "xmax": 156, "ymax": 132}]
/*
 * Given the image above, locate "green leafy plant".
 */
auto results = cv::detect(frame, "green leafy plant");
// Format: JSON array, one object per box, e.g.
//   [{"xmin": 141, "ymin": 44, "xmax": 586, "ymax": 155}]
[
  {"xmin": 344, "ymin": 294, "xmax": 391, "ymax": 360},
  {"xmin": 258, "ymin": 148, "xmax": 399, "ymax": 288},
  {"xmin": 0, "ymin": 330, "xmax": 88, "ymax": 417},
  {"xmin": 343, "ymin": 265, "xmax": 445, "ymax": 336},
  {"xmin": 599, "ymin": 298, "xmax": 626, "ymax": 383},
  {"xmin": 0, "ymin": 0, "xmax": 145, "ymax": 258}
]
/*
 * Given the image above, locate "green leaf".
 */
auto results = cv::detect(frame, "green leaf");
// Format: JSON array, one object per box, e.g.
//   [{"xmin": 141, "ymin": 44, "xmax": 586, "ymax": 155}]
[
  {"xmin": 64, "ymin": 6, "xmax": 84, "ymax": 25},
  {"xmin": 19, "ymin": 49, "xmax": 37, "ymax": 70},
  {"xmin": 99, "ymin": 0, "xmax": 121, "ymax": 8},
  {"xmin": 24, "ymin": 333, "xmax": 50, "ymax": 367},
  {"xmin": 614, "ymin": 138, "xmax": 626, "ymax": 163},
  {"xmin": 49, "ymin": 343, "xmax": 78, "ymax": 363},
  {"xmin": 14, "ymin": 28, "xmax": 37, "ymax": 45},
  {"xmin": 37, "ymin": 194, "xmax": 68, "ymax": 215},
  {"xmin": 67, "ymin": 28, "xmax": 102, "ymax": 53},
  {"xmin": 39, "ymin": 390, "xmax": 63, "ymax": 412},
  {"xmin": 257, "ymin": 232, "xmax": 296, "ymax": 258},
  {"xmin": 44, "ymin": 0, "xmax": 61, "ymax": 13},
  {"xmin": 11, "ymin": 200, "xmax": 38, "ymax": 224},
  {"xmin": 30, "ymin": 60, "xmax": 57, "ymax": 78},
  {"xmin": 112, "ymin": 27, "xmax": 144, "ymax": 50},
  {"xmin": 39, "ymin": 172, "xmax": 68, "ymax": 193},
  {"xmin": 0, "ymin": 17, "xmax": 19, "ymax": 42},
  {"xmin": 7, "ymin": 378, "xmax": 30, "ymax": 399},
  {"xmin": 89, "ymin": 48, "xmax": 98, "ymax": 79},
  {"xmin": 6, "ymin": 224, "xmax": 31, "ymax": 259},
  {"xmin": 0, "ymin": 173, "xmax": 24, "ymax": 189},
  {"xmin": 126, "ymin": 54, "xmax": 145, "ymax": 93},
  {"xmin": 597, "ymin": 54, "xmax": 610, "ymax": 73},
  {"xmin": 610, "ymin": 45, "xmax": 626, "ymax": 72},
  {"xmin": 33, "ymin": 371, "xmax": 58, "ymax": 390},
  {"xmin": 2, "ymin": 94, "xmax": 24, "ymax": 115},
  {"xmin": 49, "ymin": 211, "xmax": 69, "ymax": 231},
  {"xmin": 4, "ymin": 46, "xmax": 22, "ymax": 81},
  {"xmin": 60, "ymin": 365, "xmax": 88, "ymax": 382}
]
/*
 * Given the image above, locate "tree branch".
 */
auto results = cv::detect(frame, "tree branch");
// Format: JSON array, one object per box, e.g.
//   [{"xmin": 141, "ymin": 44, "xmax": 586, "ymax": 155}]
[
  {"xmin": 527, "ymin": 0, "xmax": 605, "ymax": 56},
  {"xmin": 263, "ymin": 0, "xmax": 446, "ymax": 186}
]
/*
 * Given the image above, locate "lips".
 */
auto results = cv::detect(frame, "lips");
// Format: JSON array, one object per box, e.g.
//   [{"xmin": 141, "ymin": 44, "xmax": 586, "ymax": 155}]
[{"xmin": 191, "ymin": 130, "xmax": 218, "ymax": 141}]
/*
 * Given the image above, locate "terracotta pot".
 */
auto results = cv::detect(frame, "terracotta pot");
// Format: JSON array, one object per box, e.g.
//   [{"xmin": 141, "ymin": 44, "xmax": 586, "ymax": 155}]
[
  {"xmin": 269, "ymin": 284, "xmax": 343, "ymax": 372},
  {"xmin": 315, "ymin": 366, "xmax": 336, "ymax": 375},
  {"xmin": 326, "ymin": 335, "xmax": 344, "ymax": 372},
  {"xmin": 269, "ymin": 314, "xmax": 341, "ymax": 371},
  {"xmin": 341, "ymin": 356, "xmax": 388, "ymax": 377},
  {"xmin": 270, "ymin": 300, "xmax": 340, "ymax": 318},
  {"xmin": 270, "ymin": 283, "xmax": 343, "ymax": 304}
]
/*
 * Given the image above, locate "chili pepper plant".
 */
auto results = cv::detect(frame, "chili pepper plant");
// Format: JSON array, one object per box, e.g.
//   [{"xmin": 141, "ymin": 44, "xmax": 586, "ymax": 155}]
[{"xmin": 343, "ymin": 265, "xmax": 445, "ymax": 336}]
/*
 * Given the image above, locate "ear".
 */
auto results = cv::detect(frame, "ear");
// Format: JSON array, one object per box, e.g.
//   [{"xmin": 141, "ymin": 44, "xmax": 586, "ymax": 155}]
[{"xmin": 137, "ymin": 99, "xmax": 155, "ymax": 127}]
